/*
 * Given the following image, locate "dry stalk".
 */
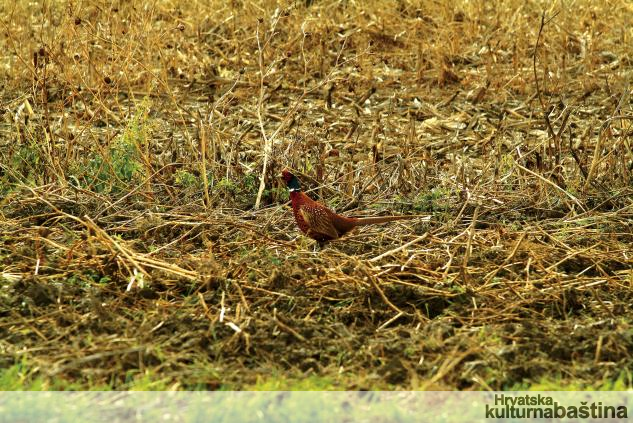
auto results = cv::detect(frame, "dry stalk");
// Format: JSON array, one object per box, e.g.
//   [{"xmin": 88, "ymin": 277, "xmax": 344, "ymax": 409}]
[
  {"xmin": 515, "ymin": 162, "xmax": 585, "ymax": 212},
  {"xmin": 199, "ymin": 118, "xmax": 211, "ymax": 209},
  {"xmin": 254, "ymin": 17, "xmax": 279, "ymax": 210},
  {"xmin": 584, "ymin": 113, "xmax": 633, "ymax": 190}
]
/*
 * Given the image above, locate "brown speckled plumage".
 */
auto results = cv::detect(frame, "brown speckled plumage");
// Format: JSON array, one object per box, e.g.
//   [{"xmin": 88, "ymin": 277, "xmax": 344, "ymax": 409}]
[{"xmin": 281, "ymin": 170, "xmax": 422, "ymax": 242}]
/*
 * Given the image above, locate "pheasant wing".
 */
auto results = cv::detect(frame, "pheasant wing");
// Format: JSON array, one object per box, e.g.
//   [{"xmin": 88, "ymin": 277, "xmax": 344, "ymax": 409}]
[{"xmin": 299, "ymin": 206, "xmax": 339, "ymax": 240}]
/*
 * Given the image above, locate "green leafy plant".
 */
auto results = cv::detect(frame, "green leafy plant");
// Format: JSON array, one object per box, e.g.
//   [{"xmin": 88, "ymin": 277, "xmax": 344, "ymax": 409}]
[
  {"xmin": 413, "ymin": 187, "xmax": 450, "ymax": 213},
  {"xmin": 174, "ymin": 169, "xmax": 199, "ymax": 188},
  {"xmin": 85, "ymin": 98, "xmax": 152, "ymax": 193}
]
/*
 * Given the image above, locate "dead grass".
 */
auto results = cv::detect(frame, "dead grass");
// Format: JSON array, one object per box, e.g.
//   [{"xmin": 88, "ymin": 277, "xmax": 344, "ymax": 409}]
[{"xmin": 0, "ymin": 0, "xmax": 632, "ymax": 390}]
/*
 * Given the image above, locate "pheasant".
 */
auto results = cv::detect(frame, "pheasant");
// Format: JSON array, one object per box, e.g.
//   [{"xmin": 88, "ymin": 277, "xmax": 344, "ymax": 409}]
[{"xmin": 281, "ymin": 169, "xmax": 427, "ymax": 242}]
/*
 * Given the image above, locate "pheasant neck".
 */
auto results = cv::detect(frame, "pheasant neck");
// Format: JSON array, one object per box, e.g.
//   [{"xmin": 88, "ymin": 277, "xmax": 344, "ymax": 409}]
[
  {"xmin": 289, "ymin": 190, "xmax": 304, "ymax": 213},
  {"xmin": 289, "ymin": 190, "xmax": 301, "ymax": 201}
]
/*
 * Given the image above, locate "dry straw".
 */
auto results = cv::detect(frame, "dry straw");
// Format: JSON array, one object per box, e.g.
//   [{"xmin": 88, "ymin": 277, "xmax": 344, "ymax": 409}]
[{"xmin": 0, "ymin": 0, "xmax": 631, "ymax": 390}]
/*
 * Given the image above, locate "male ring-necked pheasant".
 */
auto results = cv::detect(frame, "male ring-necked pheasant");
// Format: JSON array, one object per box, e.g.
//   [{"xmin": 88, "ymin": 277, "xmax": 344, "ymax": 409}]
[{"xmin": 282, "ymin": 169, "xmax": 426, "ymax": 242}]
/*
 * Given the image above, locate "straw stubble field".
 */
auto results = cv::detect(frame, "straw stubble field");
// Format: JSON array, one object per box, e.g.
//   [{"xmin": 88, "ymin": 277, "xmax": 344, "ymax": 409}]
[{"xmin": 0, "ymin": 0, "xmax": 632, "ymax": 390}]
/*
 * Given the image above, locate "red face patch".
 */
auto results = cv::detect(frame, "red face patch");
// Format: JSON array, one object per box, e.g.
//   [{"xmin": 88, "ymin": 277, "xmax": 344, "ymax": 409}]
[{"xmin": 281, "ymin": 169, "xmax": 294, "ymax": 183}]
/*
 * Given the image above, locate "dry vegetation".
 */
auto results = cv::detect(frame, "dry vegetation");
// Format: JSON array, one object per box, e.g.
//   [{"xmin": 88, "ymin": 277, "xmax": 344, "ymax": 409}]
[{"xmin": 0, "ymin": 0, "xmax": 632, "ymax": 390}]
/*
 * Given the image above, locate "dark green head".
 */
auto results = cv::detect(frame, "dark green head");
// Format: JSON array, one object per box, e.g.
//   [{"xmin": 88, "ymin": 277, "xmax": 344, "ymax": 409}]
[{"xmin": 281, "ymin": 169, "xmax": 301, "ymax": 192}]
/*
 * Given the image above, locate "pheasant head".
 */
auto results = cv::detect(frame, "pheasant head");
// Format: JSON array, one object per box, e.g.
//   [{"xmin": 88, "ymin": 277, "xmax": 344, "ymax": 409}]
[{"xmin": 281, "ymin": 169, "xmax": 301, "ymax": 192}]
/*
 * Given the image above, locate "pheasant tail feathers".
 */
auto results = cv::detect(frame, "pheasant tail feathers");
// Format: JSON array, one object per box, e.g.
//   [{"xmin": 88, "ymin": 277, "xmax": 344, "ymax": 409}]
[{"xmin": 353, "ymin": 215, "xmax": 429, "ymax": 226}]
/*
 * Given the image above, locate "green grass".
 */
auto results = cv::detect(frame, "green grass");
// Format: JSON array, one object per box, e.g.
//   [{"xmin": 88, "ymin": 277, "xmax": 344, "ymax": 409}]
[
  {"xmin": 0, "ymin": 361, "xmax": 175, "ymax": 391},
  {"xmin": 511, "ymin": 372, "xmax": 633, "ymax": 391},
  {"xmin": 246, "ymin": 374, "xmax": 340, "ymax": 391}
]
